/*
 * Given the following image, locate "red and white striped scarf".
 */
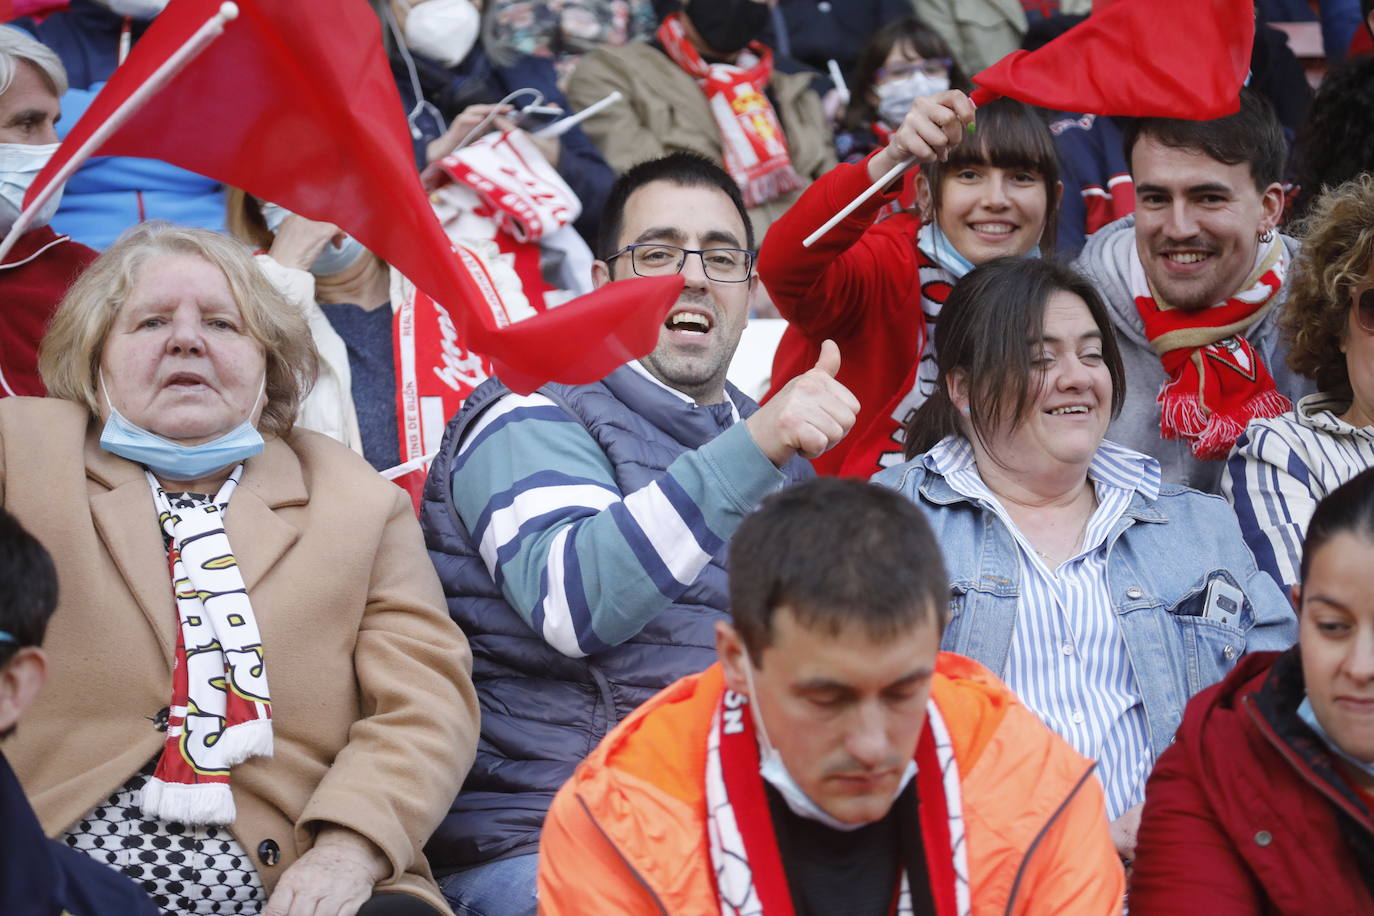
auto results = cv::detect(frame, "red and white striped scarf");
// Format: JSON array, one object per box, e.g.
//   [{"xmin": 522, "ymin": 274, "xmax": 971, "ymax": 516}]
[
  {"xmin": 657, "ymin": 13, "xmax": 804, "ymax": 208},
  {"xmin": 705, "ymin": 688, "xmax": 970, "ymax": 915},
  {"xmin": 141, "ymin": 467, "xmax": 272, "ymax": 826},
  {"xmin": 1131, "ymin": 237, "xmax": 1291, "ymax": 460}
]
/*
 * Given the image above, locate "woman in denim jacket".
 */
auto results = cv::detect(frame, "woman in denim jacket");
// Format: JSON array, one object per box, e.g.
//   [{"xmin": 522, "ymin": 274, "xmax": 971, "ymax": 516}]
[{"xmin": 873, "ymin": 257, "xmax": 1297, "ymax": 869}]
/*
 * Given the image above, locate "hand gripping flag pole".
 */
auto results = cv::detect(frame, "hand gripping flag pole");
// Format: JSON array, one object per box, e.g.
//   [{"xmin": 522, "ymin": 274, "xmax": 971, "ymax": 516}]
[{"xmin": 0, "ymin": 1, "xmax": 240, "ymax": 263}]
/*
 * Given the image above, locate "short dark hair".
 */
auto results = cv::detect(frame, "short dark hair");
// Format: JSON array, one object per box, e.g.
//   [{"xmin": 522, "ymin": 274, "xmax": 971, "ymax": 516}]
[
  {"xmin": 1300, "ymin": 466, "xmax": 1374, "ymax": 585},
  {"xmin": 922, "ymin": 97, "xmax": 1061, "ymax": 251},
  {"xmin": 728, "ymin": 478, "xmax": 948, "ymax": 661},
  {"xmin": 903, "ymin": 257, "xmax": 1126, "ymax": 459},
  {"xmin": 595, "ymin": 152, "xmax": 755, "ymax": 262},
  {"xmin": 1123, "ymin": 88, "xmax": 1286, "ymax": 191},
  {"xmin": 1290, "ymin": 55, "xmax": 1374, "ymax": 222},
  {"xmin": 841, "ymin": 17, "xmax": 970, "ymax": 133},
  {"xmin": 0, "ymin": 507, "xmax": 58, "ymax": 669}
]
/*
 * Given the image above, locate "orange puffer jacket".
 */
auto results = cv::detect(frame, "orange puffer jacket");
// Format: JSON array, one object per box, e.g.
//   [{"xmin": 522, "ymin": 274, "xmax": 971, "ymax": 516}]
[{"xmin": 538, "ymin": 653, "xmax": 1125, "ymax": 915}]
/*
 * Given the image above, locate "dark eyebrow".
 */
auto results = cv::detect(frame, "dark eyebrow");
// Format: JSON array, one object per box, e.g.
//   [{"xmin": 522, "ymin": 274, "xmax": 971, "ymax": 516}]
[
  {"xmin": 1136, "ymin": 181, "xmax": 1234, "ymax": 197},
  {"xmin": 1303, "ymin": 594, "xmax": 1353, "ymax": 613},
  {"xmin": 5, "ymin": 107, "xmax": 49, "ymax": 126},
  {"xmin": 629, "ymin": 226, "xmax": 744, "ymax": 249},
  {"xmin": 1040, "ymin": 330, "xmax": 1103, "ymax": 345}
]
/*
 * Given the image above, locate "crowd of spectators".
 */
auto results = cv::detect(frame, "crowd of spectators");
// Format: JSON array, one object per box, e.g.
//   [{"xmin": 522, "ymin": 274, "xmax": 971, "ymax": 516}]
[{"xmin": 1, "ymin": 1, "xmax": 1374, "ymax": 914}]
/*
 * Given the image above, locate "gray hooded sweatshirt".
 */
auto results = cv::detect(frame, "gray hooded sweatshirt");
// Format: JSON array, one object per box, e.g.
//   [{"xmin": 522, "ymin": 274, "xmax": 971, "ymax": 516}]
[{"xmin": 1074, "ymin": 215, "xmax": 1315, "ymax": 494}]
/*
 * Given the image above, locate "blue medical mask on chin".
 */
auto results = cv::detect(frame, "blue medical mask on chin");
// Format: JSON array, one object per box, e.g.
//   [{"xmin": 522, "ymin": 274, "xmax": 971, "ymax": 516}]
[
  {"xmin": 0, "ymin": 141, "xmax": 63, "ymax": 236},
  {"xmin": 1297, "ymin": 696, "xmax": 1374, "ymax": 781},
  {"xmin": 98, "ymin": 373, "xmax": 266, "ymax": 481},
  {"xmin": 742, "ymin": 657, "xmax": 917, "ymax": 832},
  {"xmin": 260, "ymin": 201, "xmax": 367, "ymax": 277}
]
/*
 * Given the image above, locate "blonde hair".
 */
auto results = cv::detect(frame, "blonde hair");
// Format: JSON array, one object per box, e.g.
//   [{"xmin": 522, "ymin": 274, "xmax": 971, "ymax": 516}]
[
  {"xmin": 39, "ymin": 221, "xmax": 318, "ymax": 439},
  {"xmin": 1283, "ymin": 173, "xmax": 1374, "ymax": 394}
]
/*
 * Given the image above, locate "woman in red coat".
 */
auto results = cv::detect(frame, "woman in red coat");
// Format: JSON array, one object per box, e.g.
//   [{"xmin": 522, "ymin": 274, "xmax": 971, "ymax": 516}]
[
  {"xmin": 1130, "ymin": 467, "xmax": 1374, "ymax": 914},
  {"xmin": 757, "ymin": 91, "xmax": 1059, "ymax": 478}
]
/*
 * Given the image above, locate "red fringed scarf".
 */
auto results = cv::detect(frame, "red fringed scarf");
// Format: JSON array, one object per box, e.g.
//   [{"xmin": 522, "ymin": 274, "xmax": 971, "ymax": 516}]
[
  {"xmin": 657, "ymin": 13, "xmax": 805, "ymax": 208},
  {"xmin": 705, "ymin": 688, "xmax": 969, "ymax": 915},
  {"xmin": 1132, "ymin": 239, "xmax": 1291, "ymax": 460}
]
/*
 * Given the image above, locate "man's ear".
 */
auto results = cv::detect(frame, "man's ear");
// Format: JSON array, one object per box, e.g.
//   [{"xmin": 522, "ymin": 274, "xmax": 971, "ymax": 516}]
[
  {"xmin": 1258, "ymin": 181, "xmax": 1285, "ymax": 238},
  {"xmin": 716, "ymin": 621, "xmax": 750, "ymax": 697},
  {"xmin": 591, "ymin": 259, "xmax": 612, "ymax": 290},
  {"xmin": 0, "ymin": 647, "xmax": 48, "ymax": 734}
]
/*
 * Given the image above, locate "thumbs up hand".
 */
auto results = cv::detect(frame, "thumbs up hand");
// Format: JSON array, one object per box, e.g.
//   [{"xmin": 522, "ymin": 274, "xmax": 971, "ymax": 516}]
[{"xmin": 744, "ymin": 339, "xmax": 859, "ymax": 466}]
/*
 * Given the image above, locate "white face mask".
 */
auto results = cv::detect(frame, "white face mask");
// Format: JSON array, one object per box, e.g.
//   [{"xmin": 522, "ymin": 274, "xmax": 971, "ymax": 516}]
[
  {"xmin": 259, "ymin": 201, "xmax": 368, "ymax": 277},
  {"xmin": 742, "ymin": 656, "xmax": 917, "ymax": 832},
  {"xmin": 403, "ymin": 0, "xmax": 481, "ymax": 68},
  {"xmin": 875, "ymin": 71, "xmax": 951, "ymax": 128},
  {"xmin": 102, "ymin": 0, "xmax": 169, "ymax": 18},
  {"xmin": 0, "ymin": 141, "xmax": 62, "ymax": 236}
]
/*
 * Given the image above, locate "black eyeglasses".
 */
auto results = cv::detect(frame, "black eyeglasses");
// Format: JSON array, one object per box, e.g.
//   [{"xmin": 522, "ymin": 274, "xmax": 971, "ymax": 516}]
[
  {"xmin": 1353, "ymin": 284, "xmax": 1374, "ymax": 333},
  {"xmin": 606, "ymin": 244, "xmax": 755, "ymax": 283}
]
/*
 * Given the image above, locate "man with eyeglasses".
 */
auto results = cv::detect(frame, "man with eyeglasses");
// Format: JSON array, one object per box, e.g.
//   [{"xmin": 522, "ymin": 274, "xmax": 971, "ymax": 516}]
[{"xmin": 419, "ymin": 152, "xmax": 858, "ymax": 915}]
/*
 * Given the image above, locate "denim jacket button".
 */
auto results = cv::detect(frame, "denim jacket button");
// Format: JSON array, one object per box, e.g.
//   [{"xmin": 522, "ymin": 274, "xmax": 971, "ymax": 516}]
[
  {"xmin": 1125, "ymin": 586, "xmax": 1144, "ymax": 599},
  {"xmin": 1223, "ymin": 645, "xmax": 1237, "ymax": 660}
]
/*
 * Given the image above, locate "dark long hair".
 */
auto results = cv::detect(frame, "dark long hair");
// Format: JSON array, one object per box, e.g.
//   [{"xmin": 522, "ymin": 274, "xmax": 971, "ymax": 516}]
[
  {"xmin": 1300, "ymin": 466, "xmax": 1374, "ymax": 585},
  {"xmin": 841, "ymin": 17, "xmax": 970, "ymax": 134},
  {"xmin": 901, "ymin": 258, "xmax": 1126, "ymax": 460},
  {"xmin": 922, "ymin": 97, "xmax": 1061, "ymax": 252}
]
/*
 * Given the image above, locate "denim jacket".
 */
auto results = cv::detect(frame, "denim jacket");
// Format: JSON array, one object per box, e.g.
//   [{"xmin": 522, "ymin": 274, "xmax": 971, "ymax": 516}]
[{"xmin": 873, "ymin": 454, "xmax": 1299, "ymax": 758}]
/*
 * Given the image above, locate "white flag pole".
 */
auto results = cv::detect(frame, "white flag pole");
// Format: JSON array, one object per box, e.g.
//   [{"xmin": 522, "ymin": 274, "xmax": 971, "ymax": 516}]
[
  {"xmin": 531, "ymin": 91, "xmax": 623, "ymax": 139},
  {"xmin": 0, "ymin": 1, "xmax": 240, "ymax": 263},
  {"xmin": 801, "ymin": 155, "xmax": 914, "ymax": 248}
]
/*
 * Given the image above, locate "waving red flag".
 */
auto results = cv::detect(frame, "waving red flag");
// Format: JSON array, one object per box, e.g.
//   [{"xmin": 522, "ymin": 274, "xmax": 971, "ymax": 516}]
[
  {"xmin": 23, "ymin": 0, "xmax": 681, "ymax": 394},
  {"xmin": 0, "ymin": 0, "xmax": 67, "ymax": 22},
  {"xmin": 971, "ymin": 0, "xmax": 1253, "ymax": 119}
]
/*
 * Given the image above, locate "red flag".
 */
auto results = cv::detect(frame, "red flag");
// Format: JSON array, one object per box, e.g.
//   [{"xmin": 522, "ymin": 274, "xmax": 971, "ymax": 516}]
[
  {"xmin": 970, "ymin": 0, "xmax": 1253, "ymax": 119},
  {"xmin": 25, "ymin": 0, "xmax": 682, "ymax": 394}
]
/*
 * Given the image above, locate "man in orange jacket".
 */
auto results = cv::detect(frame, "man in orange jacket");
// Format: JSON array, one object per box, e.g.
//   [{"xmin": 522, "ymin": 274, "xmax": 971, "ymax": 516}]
[{"xmin": 537, "ymin": 477, "xmax": 1125, "ymax": 914}]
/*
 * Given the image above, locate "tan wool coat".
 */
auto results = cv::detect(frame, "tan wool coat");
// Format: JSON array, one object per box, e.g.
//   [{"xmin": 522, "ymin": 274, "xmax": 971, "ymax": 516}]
[
  {"xmin": 565, "ymin": 41, "xmax": 838, "ymax": 240},
  {"xmin": 0, "ymin": 397, "xmax": 479, "ymax": 913}
]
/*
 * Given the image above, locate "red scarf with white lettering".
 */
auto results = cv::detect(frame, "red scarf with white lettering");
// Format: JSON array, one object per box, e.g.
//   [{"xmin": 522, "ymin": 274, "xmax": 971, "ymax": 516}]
[
  {"xmin": 1132, "ymin": 238, "xmax": 1291, "ymax": 460},
  {"xmin": 705, "ymin": 687, "xmax": 969, "ymax": 915},
  {"xmin": 657, "ymin": 13, "xmax": 804, "ymax": 208}
]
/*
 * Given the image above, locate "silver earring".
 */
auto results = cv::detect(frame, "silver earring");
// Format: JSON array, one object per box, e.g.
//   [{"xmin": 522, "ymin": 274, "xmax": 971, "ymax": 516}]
[{"xmin": 1258, "ymin": 228, "xmax": 1275, "ymax": 243}]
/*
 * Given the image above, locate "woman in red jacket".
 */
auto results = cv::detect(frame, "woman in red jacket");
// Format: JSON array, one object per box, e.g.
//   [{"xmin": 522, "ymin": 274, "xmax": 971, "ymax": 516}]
[
  {"xmin": 1131, "ymin": 467, "xmax": 1374, "ymax": 914},
  {"xmin": 757, "ymin": 90, "xmax": 1059, "ymax": 477}
]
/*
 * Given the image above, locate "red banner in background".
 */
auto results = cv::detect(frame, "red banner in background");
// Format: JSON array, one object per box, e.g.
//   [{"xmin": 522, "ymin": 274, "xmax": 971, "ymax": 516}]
[{"xmin": 24, "ymin": 0, "xmax": 681, "ymax": 394}]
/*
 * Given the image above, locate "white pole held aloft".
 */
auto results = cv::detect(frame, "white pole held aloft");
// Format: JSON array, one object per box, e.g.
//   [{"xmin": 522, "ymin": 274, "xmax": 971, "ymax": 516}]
[
  {"xmin": 0, "ymin": 1, "xmax": 240, "ymax": 264},
  {"xmin": 801, "ymin": 155, "xmax": 914, "ymax": 248},
  {"xmin": 532, "ymin": 90, "xmax": 623, "ymax": 139}
]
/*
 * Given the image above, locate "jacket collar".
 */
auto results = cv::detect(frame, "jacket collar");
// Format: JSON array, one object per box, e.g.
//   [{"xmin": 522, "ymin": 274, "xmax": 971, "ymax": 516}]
[
  {"xmin": 600, "ymin": 364, "xmax": 746, "ymax": 448},
  {"xmin": 84, "ymin": 420, "xmax": 306, "ymax": 666}
]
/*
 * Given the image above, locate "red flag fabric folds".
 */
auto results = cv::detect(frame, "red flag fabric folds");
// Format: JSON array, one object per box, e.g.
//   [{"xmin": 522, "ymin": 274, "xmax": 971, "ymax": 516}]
[
  {"xmin": 0, "ymin": 0, "xmax": 67, "ymax": 22},
  {"xmin": 971, "ymin": 0, "xmax": 1254, "ymax": 119},
  {"xmin": 25, "ymin": 0, "xmax": 682, "ymax": 394}
]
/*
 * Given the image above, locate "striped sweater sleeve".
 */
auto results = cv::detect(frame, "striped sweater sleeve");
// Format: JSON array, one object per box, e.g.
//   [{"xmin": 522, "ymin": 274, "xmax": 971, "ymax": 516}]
[
  {"xmin": 449, "ymin": 392, "xmax": 786, "ymax": 657},
  {"xmin": 1223, "ymin": 422, "xmax": 1317, "ymax": 593}
]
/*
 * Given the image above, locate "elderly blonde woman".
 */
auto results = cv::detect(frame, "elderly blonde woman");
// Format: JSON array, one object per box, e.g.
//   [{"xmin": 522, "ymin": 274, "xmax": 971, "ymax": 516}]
[
  {"xmin": 0, "ymin": 221, "xmax": 478, "ymax": 916},
  {"xmin": 1224, "ymin": 174, "xmax": 1374, "ymax": 593}
]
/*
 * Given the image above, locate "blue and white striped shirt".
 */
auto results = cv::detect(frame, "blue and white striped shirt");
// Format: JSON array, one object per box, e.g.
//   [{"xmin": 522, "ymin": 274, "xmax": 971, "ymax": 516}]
[
  {"xmin": 1224, "ymin": 393, "xmax": 1374, "ymax": 591},
  {"xmin": 451, "ymin": 383, "xmax": 783, "ymax": 658},
  {"xmin": 926, "ymin": 437, "xmax": 1161, "ymax": 820}
]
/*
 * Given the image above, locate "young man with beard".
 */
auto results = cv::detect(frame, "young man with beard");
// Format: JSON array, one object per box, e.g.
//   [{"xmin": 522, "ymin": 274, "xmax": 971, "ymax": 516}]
[
  {"xmin": 419, "ymin": 153, "xmax": 857, "ymax": 915},
  {"xmin": 565, "ymin": 0, "xmax": 836, "ymax": 239},
  {"xmin": 1076, "ymin": 90, "xmax": 1314, "ymax": 493},
  {"xmin": 538, "ymin": 479, "xmax": 1124, "ymax": 914}
]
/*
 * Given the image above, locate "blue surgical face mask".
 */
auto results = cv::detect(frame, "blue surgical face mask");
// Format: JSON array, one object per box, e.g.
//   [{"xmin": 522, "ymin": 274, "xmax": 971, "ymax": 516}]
[
  {"xmin": 742, "ymin": 656, "xmax": 917, "ymax": 832},
  {"xmin": 98, "ymin": 373, "xmax": 266, "ymax": 481},
  {"xmin": 0, "ymin": 141, "xmax": 63, "ymax": 235},
  {"xmin": 1297, "ymin": 696, "xmax": 1374, "ymax": 780},
  {"xmin": 259, "ymin": 201, "xmax": 367, "ymax": 277}
]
